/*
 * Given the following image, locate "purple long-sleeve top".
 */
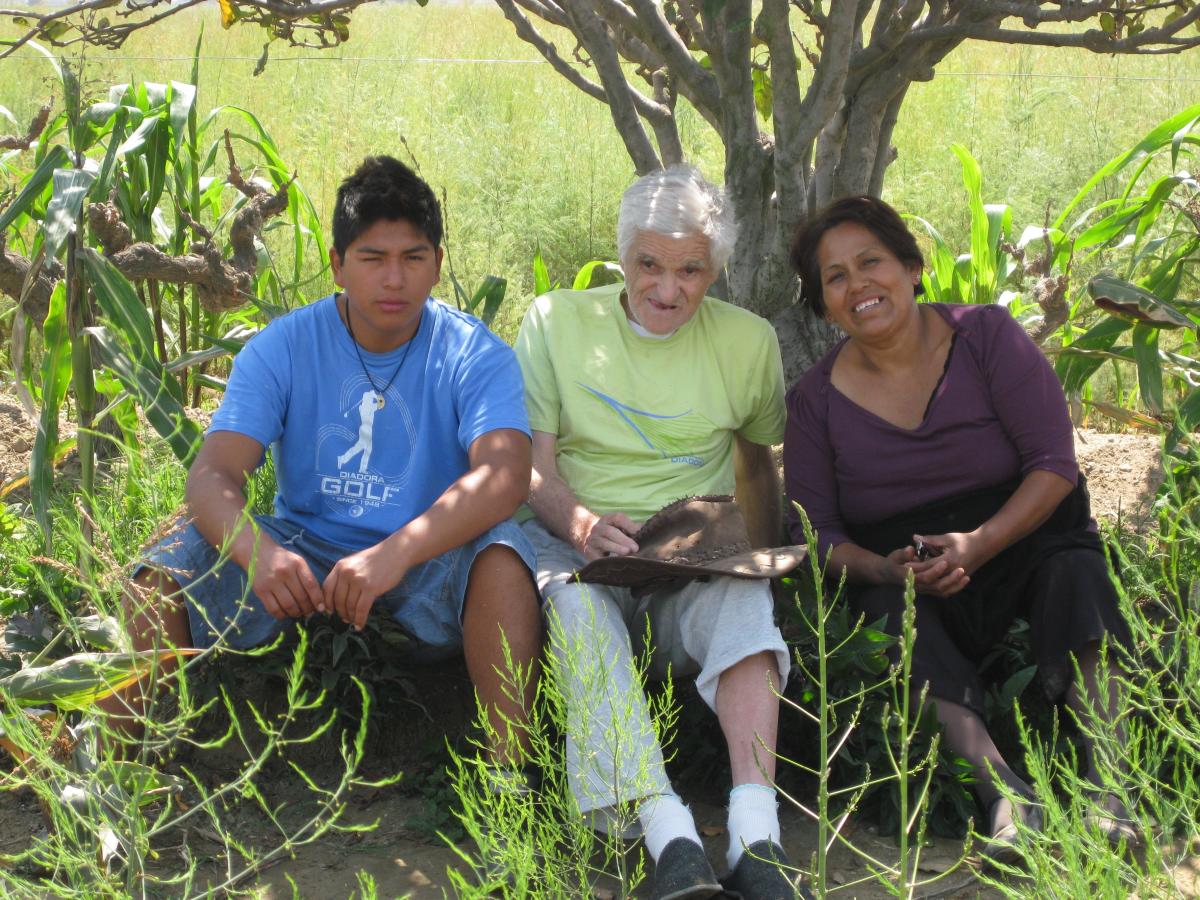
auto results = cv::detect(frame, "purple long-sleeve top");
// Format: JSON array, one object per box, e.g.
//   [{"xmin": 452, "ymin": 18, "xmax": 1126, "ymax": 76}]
[{"xmin": 784, "ymin": 303, "xmax": 1078, "ymax": 557}]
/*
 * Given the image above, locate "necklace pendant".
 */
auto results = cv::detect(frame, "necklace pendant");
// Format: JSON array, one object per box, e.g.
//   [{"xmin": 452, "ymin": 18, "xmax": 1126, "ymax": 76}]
[{"xmin": 375, "ymin": 392, "xmax": 386, "ymax": 409}]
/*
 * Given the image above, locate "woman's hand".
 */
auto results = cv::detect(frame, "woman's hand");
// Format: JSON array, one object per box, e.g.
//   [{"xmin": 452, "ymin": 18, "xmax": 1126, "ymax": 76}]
[
  {"xmin": 869, "ymin": 544, "xmax": 969, "ymax": 597},
  {"xmin": 905, "ymin": 531, "xmax": 977, "ymax": 597},
  {"xmin": 912, "ymin": 531, "xmax": 981, "ymax": 572}
]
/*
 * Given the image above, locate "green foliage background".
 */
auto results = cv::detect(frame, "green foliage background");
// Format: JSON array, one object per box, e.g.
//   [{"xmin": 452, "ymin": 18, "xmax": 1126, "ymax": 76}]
[{"xmin": 3, "ymin": 4, "xmax": 1198, "ymax": 338}]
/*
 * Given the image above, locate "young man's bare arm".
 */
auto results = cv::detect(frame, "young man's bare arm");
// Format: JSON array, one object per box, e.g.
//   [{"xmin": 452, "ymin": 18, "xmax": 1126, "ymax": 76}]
[
  {"xmin": 527, "ymin": 430, "xmax": 640, "ymax": 561},
  {"xmin": 186, "ymin": 432, "xmax": 324, "ymax": 619},
  {"xmin": 325, "ymin": 428, "xmax": 533, "ymax": 629}
]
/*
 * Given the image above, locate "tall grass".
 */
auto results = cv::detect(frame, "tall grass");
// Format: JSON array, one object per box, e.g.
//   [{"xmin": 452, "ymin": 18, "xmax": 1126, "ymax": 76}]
[{"xmin": 3, "ymin": 5, "xmax": 1197, "ymax": 339}]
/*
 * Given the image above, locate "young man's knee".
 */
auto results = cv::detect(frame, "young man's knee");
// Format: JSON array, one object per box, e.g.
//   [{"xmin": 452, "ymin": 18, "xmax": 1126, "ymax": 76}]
[
  {"xmin": 123, "ymin": 567, "xmax": 193, "ymax": 648},
  {"xmin": 463, "ymin": 544, "xmax": 541, "ymax": 650},
  {"xmin": 467, "ymin": 544, "xmax": 538, "ymax": 606}
]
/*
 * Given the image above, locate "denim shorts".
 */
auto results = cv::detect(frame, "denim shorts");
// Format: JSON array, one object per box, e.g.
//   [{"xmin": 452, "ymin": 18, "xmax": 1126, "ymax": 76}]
[{"xmin": 138, "ymin": 515, "xmax": 537, "ymax": 655}]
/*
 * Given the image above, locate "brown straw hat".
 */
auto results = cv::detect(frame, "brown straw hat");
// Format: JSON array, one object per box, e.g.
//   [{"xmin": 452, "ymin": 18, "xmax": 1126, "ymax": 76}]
[{"xmin": 575, "ymin": 495, "xmax": 806, "ymax": 588}]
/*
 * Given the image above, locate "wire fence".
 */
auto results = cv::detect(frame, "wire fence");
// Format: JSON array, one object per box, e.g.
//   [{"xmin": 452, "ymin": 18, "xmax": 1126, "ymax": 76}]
[{"xmin": 0, "ymin": 51, "xmax": 1196, "ymax": 82}]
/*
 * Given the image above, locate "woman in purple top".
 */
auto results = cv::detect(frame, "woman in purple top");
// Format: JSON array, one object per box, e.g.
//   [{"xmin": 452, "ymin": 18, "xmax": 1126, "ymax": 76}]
[{"xmin": 783, "ymin": 196, "xmax": 1133, "ymax": 858}]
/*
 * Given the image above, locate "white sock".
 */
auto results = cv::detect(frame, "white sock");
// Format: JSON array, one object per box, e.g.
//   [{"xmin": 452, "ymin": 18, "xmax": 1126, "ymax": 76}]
[
  {"xmin": 639, "ymin": 793, "xmax": 701, "ymax": 862},
  {"xmin": 726, "ymin": 783, "xmax": 780, "ymax": 869}
]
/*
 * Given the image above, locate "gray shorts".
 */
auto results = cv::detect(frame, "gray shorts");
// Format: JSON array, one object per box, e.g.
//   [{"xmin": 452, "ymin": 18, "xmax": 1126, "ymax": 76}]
[
  {"xmin": 522, "ymin": 519, "xmax": 790, "ymax": 710},
  {"xmin": 139, "ymin": 515, "xmax": 537, "ymax": 655}
]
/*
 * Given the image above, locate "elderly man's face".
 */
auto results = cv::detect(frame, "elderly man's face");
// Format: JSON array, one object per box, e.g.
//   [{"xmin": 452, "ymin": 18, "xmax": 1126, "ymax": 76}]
[{"xmin": 623, "ymin": 231, "xmax": 717, "ymax": 335}]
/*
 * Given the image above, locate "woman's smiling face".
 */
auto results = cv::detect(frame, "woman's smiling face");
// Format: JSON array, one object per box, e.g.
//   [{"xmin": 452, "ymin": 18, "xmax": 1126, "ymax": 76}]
[{"xmin": 815, "ymin": 221, "xmax": 923, "ymax": 340}]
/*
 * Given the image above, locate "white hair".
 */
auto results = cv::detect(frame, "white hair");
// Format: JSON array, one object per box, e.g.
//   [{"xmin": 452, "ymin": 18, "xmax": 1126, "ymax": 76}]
[{"xmin": 616, "ymin": 164, "xmax": 737, "ymax": 271}]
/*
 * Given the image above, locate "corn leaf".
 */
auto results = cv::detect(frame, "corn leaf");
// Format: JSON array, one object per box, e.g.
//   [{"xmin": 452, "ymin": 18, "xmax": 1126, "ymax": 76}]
[
  {"xmin": 89, "ymin": 106, "xmax": 130, "ymax": 201},
  {"xmin": 31, "ymin": 282, "xmax": 71, "ymax": 541},
  {"xmin": 1056, "ymin": 103, "xmax": 1200, "ymax": 226},
  {"xmin": 86, "ymin": 325, "xmax": 203, "ymax": 465},
  {"xmin": 466, "ymin": 275, "xmax": 507, "ymax": 328},
  {"xmin": 533, "ymin": 248, "xmax": 552, "ymax": 297},
  {"xmin": 115, "ymin": 112, "xmax": 160, "ymax": 158},
  {"xmin": 0, "ymin": 650, "xmax": 199, "ymax": 710},
  {"xmin": 168, "ymin": 80, "xmax": 197, "ymax": 152},
  {"xmin": 1089, "ymin": 272, "xmax": 1195, "ymax": 329},
  {"xmin": 1055, "ymin": 316, "xmax": 1132, "ymax": 396},
  {"xmin": 42, "ymin": 168, "xmax": 96, "ymax": 261},
  {"xmin": 1132, "ymin": 323, "xmax": 1164, "ymax": 416},
  {"xmin": 572, "ymin": 260, "xmax": 621, "ymax": 291},
  {"xmin": 1082, "ymin": 400, "xmax": 1162, "ymax": 433},
  {"xmin": 74, "ymin": 614, "xmax": 125, "ymax": 652},
  {"xmin": 0, "ymin": 144, "xmax": 69, "ymax": 233},
  {"xmin": 81, "ymin": 248, "xmax": 160, "ymax": 366},
  {"xmin": 906, "ymin": 214, "xmax": 959, "ymax": 303}
]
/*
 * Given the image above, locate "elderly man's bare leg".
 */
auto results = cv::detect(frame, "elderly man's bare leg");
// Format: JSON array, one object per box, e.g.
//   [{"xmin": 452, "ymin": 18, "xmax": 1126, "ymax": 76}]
[{"xmin": 716, "ymin": 651, "xmax": 781, "ymax": 869}]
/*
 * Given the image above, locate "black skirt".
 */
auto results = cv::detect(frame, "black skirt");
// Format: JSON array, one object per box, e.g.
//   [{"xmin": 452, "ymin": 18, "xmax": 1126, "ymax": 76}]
[{"xmin": 844, "ymin": 477, "xmax": 1131, "ymax": 717}]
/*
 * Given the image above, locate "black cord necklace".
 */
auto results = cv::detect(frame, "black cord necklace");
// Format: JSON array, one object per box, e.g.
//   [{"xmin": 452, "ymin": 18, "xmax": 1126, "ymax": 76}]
[{"xmin": 341, "ymin": 294, "xmax": 417, "ymax": 409}]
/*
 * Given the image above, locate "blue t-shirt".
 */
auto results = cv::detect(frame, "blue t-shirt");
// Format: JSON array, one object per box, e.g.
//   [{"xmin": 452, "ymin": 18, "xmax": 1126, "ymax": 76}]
[{"xmin": 210, "ymin": 294, "xmax": 530, "ymax": 550}]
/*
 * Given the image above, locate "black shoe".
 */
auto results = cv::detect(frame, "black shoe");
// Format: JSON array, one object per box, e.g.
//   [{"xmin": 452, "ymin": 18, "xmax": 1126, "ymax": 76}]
[
  {"xmin": 724, "ymin": 840, "xmax": 812, "ymax": 900},
  {"xmin": 653, "ymin": 837, "xmax": 723, "ymax": 900}
]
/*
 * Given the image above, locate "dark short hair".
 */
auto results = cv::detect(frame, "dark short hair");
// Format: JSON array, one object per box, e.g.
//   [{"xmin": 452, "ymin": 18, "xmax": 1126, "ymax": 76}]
[
  {"xmin": 789, "ymin": 195, "xmax": 924, "ymax": 317},
  {"xmin": 332, "ymin": 156, "xmax": 443, "ymax": 257}
]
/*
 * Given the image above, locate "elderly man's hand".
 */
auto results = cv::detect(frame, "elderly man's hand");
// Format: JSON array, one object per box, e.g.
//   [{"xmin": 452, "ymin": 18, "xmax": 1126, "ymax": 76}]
[{"xmin": 574, "ymin": 511, "xmax": 641, "ymax": 561}]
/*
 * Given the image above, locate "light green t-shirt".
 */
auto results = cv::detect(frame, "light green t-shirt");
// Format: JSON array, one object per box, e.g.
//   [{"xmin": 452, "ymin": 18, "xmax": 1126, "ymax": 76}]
[{"xmin": 515, "ymin": 282, "xmax": 786, "ymax": 523}]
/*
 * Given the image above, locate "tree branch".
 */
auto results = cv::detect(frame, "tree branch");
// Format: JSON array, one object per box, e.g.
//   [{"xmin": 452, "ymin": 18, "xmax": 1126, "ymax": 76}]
[
  {"xmin": 511, "ymin": 0, "xmax": 569, "ymax": 29},
  {"xmin": 507, "ymin": 0, "xmax": 690, "ymax": 144},
  {"xmin": 676, "ymin": 0, "xmax": 714, "ymax": 53},
  {"xmin": 868, "ymin": 0, "xmax": 899, "ymax": 44},
  {"xmin": 0, "ymin": 236, "xmax": 63, "ymax": 325},
  {"xmin": 0, "ymin": 104, "xmax": 51, "ymax": 152},
  {"xmin": 497, "ymin": 0, "xmax": 609, "ymax": 104},
  {"xmin": 86, "ymin": 168, "xmax": 289, "ymax": 312},
  {"xmin": 622, "ymin": 0, "xmax": 722, "ymax": 115},
  {"xmin": 913, "ymin": 5, "xmax": 1200, "ymax": 54},
  {"xmin": 867, "ymin": 84, "xmax": 907, "ymax": 196},
  {"xmin": 561, "ymin": 0, "xmax": 662, "ymax": 173},
  {"xmin": 650, "ymin": 70, "xmax": 684, "ymax": 166},
  {"xmin": 0, "ymin": 139, "xmax": 292, "ymax": 316},
  {"xmin": 798, "ymin": 0, "xmax": 860, "ymax": 150},
  {"xmin": 581, "ymin": 0, "xmax": 721, "ymax": 132},
  {"xmin": 757, "ymin": 0, "xmax": 805, "ymax": 223}
]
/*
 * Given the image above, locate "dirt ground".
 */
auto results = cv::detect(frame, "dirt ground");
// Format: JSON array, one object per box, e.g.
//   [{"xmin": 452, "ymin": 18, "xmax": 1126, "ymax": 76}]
[{"xmin": 0, "ymin": 397, "xmax": 1174, "ymax": 897}]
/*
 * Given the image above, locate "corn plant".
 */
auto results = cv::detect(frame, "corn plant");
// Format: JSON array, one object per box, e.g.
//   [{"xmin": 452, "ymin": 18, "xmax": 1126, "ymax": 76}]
[
  {"xmin": 906, "ymin": 105, "xmax": 1200, "ymax": 435},
  {"xmin": 0, "ymin": 41, "xmax": 323, "ymax": 550},
  {"xmin": 1034, "ymin": 103, "xmax": 1200, "ymax": 432},
  {"xmin": 907, "ymin": 144, "xmax": 1021, "ymax": 309}
]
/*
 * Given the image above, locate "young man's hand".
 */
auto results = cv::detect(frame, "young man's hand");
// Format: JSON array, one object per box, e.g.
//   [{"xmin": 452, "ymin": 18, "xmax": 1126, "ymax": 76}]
[
  {"xmin": 251, "ymin": 539, "xmax": 326, "ymax": 619},
  {"xmin": 323, "ymin": 546, "xmax": 407, "ymax": 631}
]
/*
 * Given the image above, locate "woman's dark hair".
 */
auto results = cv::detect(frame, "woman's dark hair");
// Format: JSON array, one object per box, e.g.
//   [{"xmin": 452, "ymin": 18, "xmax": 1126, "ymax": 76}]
[
  {"xmin": 332, "ymin": 156, "xmax": 443, "ymax": 257},
  {"xmin": 788, "ymin": 195, "xmax": 924, "ymax": 317}
]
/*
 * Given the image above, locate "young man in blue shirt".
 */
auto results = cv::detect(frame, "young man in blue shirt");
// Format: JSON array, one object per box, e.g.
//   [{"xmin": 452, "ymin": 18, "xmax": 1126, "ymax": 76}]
[{"xmin": 109, "ymin": 156, "xmax": 541, "ymax": 766}]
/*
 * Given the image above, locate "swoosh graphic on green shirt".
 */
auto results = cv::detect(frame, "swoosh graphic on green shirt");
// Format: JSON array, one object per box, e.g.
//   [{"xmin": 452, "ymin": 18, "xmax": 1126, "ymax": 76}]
[{"xmin": 578, "ymin": 383, "xmax": 709, "ymax": 460}]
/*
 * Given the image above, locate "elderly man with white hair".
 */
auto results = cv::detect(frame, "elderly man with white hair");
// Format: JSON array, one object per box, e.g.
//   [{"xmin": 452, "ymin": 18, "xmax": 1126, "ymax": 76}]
[{"xmin": 515, "ymin": 166, "xmax": 803, "ymax": 900}]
